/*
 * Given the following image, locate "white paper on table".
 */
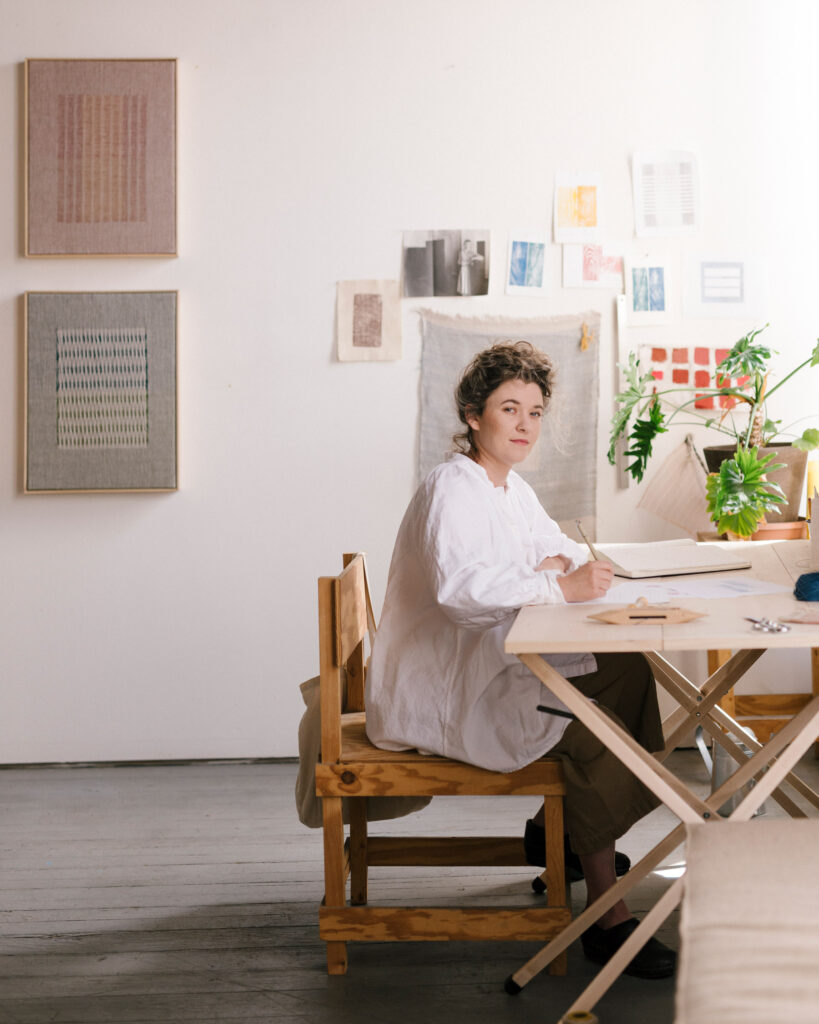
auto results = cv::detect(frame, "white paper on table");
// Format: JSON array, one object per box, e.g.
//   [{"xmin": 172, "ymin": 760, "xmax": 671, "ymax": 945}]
[
  {"xmin": 632, "ymin": 151, "xmax": 699, "ymax": 236},
  {"xmin": 583, "ymin": 575, "xmax": 792, "ymax": 605},
  {"xmin": 562, "ymin": 243, "xmax": 623, "ymax": 289},
  {"xmin": 664, "ymin": 576, "xmax": 792, "ymax": 599},
  {"xmin": 585, "ymin": 580, "xmax": 676, "ymax": 605}
]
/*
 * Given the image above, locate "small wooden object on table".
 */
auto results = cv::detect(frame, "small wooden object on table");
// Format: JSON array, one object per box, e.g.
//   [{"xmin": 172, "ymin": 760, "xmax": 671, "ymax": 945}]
[{"xmin": 588, "ymin": 598, "xmax": 705, "ymax": 626}]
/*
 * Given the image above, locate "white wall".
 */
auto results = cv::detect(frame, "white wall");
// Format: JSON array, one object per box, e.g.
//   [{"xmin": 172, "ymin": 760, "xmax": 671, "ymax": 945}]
[{"xmin": 1, "ymin": 0, "xmax": 817, "ymax": 763}]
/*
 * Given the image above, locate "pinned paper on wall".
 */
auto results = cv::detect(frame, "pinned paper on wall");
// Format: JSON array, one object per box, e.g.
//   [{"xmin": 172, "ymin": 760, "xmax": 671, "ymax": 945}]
[
  {"xmin": 402, "ymin": 230, "xmax": 490, "ymax": 297},
  {"xmin": 336, "ymin": 280, "xmax": 401, "ymax": 361},
  {"xmin": 625, "ymin": 254, "xmax": 673, "ymax": 325},
  {"xmin": 684, "ymin": 254, "xmax": 763, "ymax": 318},
  {"xmin": 563, "ymin": 243, "xmax": 623, "ymax": 289},
  {"xmin": 637, "ymin": 343, "xmax": 749, "ymax": 411},
  {"xmin": 553, "ymin": 174, "xmax": 601, "ymax": 243},
  {"xmin": 632, "ymin": 151, "xmax": 699, "ymax": 236},
  {"xmin": 505, "ymin": 231, "xmax": 549, "ymax": 296}
]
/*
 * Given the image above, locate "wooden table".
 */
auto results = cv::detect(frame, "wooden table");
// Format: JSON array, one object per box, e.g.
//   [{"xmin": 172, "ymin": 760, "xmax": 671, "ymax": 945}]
[
  {"xmin": 504, "ymin": 539, "xmax": 819, "ymax": 1018},
  {"xmin": 697, "ymin": 536, "xmax": 819, "ymax": 744}
]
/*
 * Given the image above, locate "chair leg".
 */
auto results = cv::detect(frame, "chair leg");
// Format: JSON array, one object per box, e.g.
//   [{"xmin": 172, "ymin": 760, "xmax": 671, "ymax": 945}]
[
  {"xmin": 326, "ymin": 941, "xmax": 348, "ymax": 975},
  {"xmin": 322, "ymin": 796, "xmax": 348, "ymax": 975},
  {"xmin": 349, "ymin": 798, "xmax": 368, "ymax": 905}
]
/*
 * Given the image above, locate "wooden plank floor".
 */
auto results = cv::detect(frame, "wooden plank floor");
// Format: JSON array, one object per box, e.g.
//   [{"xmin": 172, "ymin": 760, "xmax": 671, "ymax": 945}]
[{"xmin": 1, "ymin": 751, "xmax": 816, "ymax": 1024}]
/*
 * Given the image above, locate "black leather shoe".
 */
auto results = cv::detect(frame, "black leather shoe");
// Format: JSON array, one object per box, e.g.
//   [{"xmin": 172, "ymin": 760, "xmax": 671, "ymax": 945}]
[
  {"xmin": 581, "ymin": 917, "xmax": 677, "ymax": 979},
  {"xmin": 523, "ymin": 820, "xmax": 631, "ymax": 882}
]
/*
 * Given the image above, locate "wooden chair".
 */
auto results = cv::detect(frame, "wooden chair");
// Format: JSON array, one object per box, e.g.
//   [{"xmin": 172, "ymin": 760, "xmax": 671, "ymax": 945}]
[{"xmin": 315, "ymin": 552, "xmax": 571, "ymax": 975}]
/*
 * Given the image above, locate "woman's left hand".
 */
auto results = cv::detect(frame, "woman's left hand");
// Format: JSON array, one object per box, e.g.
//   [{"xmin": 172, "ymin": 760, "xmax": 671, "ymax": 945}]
[{"xmin": 536, "ymin": 554, "xmax": 572, "ymax": 574}]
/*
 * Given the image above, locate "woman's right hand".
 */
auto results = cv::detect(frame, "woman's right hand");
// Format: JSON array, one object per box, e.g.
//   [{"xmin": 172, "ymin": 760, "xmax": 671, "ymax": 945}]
[{"xmin": 557, "ymin": 560, "xmax": 614, "ymax": 602}]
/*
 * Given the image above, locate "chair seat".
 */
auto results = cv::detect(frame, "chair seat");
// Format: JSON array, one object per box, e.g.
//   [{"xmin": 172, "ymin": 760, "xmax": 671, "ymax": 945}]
[{"xmin": 315, "ymin": 712, "xmax": 567, "ymax": 798}]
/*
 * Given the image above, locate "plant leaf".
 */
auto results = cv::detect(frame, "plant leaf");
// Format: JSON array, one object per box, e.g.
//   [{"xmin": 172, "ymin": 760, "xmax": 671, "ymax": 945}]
[
  {"xmin": 608, "ymin": 353, "xmax": 656, "ymax": 465},
  {"xmin": 716, "ymin": 325, "xmax": 772, "ymax": 378},
  {"xmin": 623, "ymin": 402, "xmax": 666, "ymax": 482},
  {"xmin": 793, "ymin": 427, "xmax": 819, "ymax": 452}
]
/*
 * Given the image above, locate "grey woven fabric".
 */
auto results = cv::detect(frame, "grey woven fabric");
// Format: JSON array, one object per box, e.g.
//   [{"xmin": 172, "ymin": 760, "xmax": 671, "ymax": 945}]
[{"xmin": 418, "ymin": 311, "xmax": 600, "ymax": 525}]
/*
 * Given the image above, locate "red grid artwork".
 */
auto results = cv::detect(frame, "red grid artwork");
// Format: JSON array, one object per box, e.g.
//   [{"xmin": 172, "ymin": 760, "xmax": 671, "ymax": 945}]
[{"xmin": 638, "ymin": 345, "xmax": 749, "ymax": 410}]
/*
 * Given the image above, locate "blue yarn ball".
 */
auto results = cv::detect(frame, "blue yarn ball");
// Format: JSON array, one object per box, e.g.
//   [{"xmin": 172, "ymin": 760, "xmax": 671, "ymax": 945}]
[{"xmin": 794, "ymin": 573, "xmax": 819, "ymax": 601}]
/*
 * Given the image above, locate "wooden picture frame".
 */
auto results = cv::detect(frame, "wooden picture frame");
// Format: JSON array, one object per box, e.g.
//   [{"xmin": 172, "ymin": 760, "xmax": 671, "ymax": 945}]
[
  {"xmin": 24, "ymin": 291, "xmax": 178, "ymax": 493},
  {"xmin": 25, "ymin": 59, "xmax": 177, "ymax": 257}
]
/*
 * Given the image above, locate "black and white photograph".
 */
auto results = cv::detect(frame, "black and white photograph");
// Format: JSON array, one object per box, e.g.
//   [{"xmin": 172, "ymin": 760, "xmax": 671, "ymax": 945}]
[{"xmin": 402, "ymin": 229, "xmax": 490, "ymax": 297}]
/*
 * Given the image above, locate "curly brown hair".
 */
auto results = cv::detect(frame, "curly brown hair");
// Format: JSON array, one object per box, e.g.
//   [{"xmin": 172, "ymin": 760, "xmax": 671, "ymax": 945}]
[{"xmin": 452, "ymin": 340, "xmax": 554, "ymax": 456}]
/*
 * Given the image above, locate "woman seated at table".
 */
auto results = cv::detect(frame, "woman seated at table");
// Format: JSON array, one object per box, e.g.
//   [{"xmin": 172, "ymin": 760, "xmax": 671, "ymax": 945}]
[{"xmin": 365, "ymin": 340, "xmax": 676, "ymax": 979}]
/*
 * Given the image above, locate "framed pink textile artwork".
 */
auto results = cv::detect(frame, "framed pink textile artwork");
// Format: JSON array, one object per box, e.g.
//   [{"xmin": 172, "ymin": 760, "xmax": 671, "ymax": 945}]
[{"xmin": 25, "ymin": 59, "xmax": 177, "ymax": 257}]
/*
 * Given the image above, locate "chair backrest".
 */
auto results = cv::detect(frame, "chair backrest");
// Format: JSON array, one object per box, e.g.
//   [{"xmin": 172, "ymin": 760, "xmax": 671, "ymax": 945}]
[{"xmin": 318, "ymin": 553, "xmax": 372, "ymax": 764}]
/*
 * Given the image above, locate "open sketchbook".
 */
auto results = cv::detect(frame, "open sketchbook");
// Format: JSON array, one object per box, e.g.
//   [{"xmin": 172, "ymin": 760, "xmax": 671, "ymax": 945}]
[{"xmin": 594, "ymin": 539, "xmax": 751, "ymax": 579}]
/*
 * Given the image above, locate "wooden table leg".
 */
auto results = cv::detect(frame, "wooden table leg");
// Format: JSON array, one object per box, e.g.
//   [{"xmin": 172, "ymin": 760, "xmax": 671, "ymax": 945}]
[{"xmin": 708, "ymin": 649, "xmax": 734, "ymax": 717}]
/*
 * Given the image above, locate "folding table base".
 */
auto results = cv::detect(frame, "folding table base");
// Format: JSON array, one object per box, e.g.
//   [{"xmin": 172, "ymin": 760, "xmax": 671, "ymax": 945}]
[{"xmin": 505, "ymin": 649, "xmax": 819, "ymax": 1021}]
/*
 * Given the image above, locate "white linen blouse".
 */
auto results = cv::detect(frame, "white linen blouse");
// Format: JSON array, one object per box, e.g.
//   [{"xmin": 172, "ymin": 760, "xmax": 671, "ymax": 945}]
[{"xmin": 365, "ymin": 454, "xmax": 596, "ymax": 772}]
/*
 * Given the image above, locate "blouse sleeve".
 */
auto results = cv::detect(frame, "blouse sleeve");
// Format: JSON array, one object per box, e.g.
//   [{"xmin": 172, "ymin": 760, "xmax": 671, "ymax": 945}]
[
  {"xmin": 516, "ymin": 477, "xmax": 589, "ymax": 572},
  {"xmin": 417, "ymin": 469, "xmax": 563, "ymax": 631}
]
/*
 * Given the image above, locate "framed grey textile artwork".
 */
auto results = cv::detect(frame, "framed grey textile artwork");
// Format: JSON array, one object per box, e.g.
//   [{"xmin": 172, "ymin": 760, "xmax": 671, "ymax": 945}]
[
  {"xmin": 418, "ymin": 311, "xmax": 600, "ymax": 532},
  {"xmin": 24, "ymin": 291, "xmax": 178, "ymax": 493}
]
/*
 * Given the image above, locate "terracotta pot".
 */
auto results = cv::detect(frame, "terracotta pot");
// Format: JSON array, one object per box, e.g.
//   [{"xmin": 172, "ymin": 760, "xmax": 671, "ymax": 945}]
[
  {"xmin": 703, "ymin": 443, "xmax": 808, "ymax": 522},
  {"xmin": 750, "ymin": 519, "xmax": 807, "ymax": 541}
]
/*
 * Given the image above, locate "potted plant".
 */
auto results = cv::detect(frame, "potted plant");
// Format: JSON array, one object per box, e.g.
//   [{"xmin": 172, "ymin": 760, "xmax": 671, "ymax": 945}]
[
  {"xmin": 703, "ymin": 445, "xmax": 786, "ymax": 540},
  {"xmin": 609, "ymin": 327, "xmax": 819, "ymax": 538}
]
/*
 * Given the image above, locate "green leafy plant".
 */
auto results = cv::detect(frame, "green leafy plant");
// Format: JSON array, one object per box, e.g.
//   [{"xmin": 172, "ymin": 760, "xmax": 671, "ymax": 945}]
[
  {"xmin": 622, "ymin": 399, "xmax": 666, "ymax": 482},
  {"xmin": 609, "ymin": 327, "xmax": 819, "ymax": 483},
  {"xmin": 704, "ymin": 447, "xmax": 786, "ymax": 539}
]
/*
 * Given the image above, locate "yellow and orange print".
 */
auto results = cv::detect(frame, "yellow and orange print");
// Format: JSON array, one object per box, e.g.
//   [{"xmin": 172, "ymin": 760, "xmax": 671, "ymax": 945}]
[{"xmin": 557, "ymin": 185, "xmax": 598, "ymax": 229}]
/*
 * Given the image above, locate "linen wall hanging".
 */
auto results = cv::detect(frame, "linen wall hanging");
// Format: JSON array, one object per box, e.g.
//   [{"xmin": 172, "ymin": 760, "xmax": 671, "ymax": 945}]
[
  {"xmin": 25, "ymin": 59, "xmax": 177, "ymax": 257},
  {"xmin": 25, "ymin": 291, "xmax": 178, "ymax": 493},
  {"xmin": 418, "ymin": 311, "xmax": 601, "ymax": 531}
]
